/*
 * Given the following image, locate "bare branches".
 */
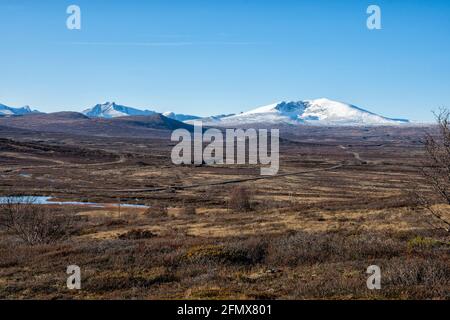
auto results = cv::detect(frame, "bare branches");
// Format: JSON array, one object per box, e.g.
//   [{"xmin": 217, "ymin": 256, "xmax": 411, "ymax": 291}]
[
  {"xmin": 0, "ymin": 196, "xmax": 75, "ymax": 245},
  {"xmin": 415, "ymin": 108, "xmax": 450, "ymax": 232},
  {"xmin": 412, "ymin": 191, "xmax": 450, "ymax": 232}
]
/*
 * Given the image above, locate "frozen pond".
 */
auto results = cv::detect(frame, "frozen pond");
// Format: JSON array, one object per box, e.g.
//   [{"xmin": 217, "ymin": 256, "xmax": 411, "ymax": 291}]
[{"xmin": 0, "ymin": 196, "xmax": 149, "ymax": 208}]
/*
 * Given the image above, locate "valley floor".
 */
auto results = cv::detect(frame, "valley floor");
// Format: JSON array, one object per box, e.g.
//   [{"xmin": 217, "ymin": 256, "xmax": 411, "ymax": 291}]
[{"xmin": 0, "ymin": 126, "xmax": 448, "ymax": 299}]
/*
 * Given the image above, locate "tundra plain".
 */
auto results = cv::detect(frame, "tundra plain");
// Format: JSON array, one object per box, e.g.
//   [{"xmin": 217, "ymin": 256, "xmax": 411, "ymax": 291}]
[{"xmin": 0, "ymin": 119, "xmax": 448, "ymax": 300}]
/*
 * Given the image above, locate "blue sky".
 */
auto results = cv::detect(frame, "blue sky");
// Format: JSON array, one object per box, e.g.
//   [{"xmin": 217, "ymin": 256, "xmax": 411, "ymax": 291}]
[{"xmin": 1, "ymin": 0, "xmax": 449, "ymax": 121}]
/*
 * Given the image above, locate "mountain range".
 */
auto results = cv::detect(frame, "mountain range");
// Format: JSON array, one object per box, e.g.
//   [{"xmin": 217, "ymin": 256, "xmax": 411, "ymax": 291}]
[
  {"xmin": 0, "ymin": 111, "xmax": 193, "ymax": 138},
  {"xmin": 0, "ymin": 99, "xmax": 410, "ymax": 126},
  {"xmin": 0, "ymin": 104, "xmax": 39, "ymax": 116}
]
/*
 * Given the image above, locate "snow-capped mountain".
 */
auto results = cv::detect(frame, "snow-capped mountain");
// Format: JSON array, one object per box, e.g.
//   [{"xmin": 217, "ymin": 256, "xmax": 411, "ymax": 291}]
[
  {"xmin": 2, "ymin": 98, "xmax": 411, "ymax": 126},
  {"xmin": 83, "ymin": 102, "xmax": 157, "ymax": 118},
  {"xmin": 162, "ymin": 112, "xmax": 200, "ymax": 122},
  {"xmin": 0, "ymin": 104, "xmax": 39, "ymax": 116},
  {"xmin": 195, "ymin": 98, "xmax": 409, "ymax": 126}
]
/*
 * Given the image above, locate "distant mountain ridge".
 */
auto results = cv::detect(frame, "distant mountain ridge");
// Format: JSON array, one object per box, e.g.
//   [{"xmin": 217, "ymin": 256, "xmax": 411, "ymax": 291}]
[
  {"xmin": 82, "ymin": 102, "xmax": 157, "ymax": 118},
  {"xmin": 1, "ymin": 98, "xmax": 411, "ymax": 126},
  {"xmin": 81, "ymin": 102, "xmax": 202, "ymax": 122},
  {"xmin": 0, "ymin": 104, "xmax": 39, "ymax": 116},
  {"xmin": 0, "ymin": 111, "xmax": 193, "ymax": 138}
]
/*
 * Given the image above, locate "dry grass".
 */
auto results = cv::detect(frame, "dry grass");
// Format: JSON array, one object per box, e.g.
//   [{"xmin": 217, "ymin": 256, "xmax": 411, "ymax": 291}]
[
  {"xmin": 0, "ymin": 204, "xmax": 448, "ymax": 300},
  {"xmin": 0, "ymin": 126, "xmax": 449, "ymax": 299}
]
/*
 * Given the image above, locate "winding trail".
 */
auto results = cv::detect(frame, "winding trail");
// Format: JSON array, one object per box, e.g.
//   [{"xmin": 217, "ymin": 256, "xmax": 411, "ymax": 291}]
[
  {"xmin": 2, "ymin": 144, "xmax": 366, "ymax": 195},
  {"xmin": 113, "ymin": 163, "xmax": 345, "ymax": 193},
  {"xmin": 339, "ymin": 145, "xmax": 364, "ymax": 162},
  {"xmin": 111, "ymin": 144, "xmax": 369, "ymax": 193},
  {"xmin": 129, "ymin": 143, "xmax": 371, "ymax": 195}
]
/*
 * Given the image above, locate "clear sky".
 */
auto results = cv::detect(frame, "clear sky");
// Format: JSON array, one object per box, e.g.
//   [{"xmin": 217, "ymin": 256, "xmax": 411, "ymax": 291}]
[{"xmin": 1, "ymin": 0, "xmax": 449, "ymax": 121}]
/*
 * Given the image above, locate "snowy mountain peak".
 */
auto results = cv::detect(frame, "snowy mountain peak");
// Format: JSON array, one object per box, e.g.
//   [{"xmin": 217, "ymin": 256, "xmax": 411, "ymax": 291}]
[
  {"xmin": 300, "ymin": 98, "xmax": 408, "ymax": 125},
  {"xmin": 99, "ymin": 102, "xmax": 116, "ymax": 110},
  {"xmin": 196, "ymin": 98, "xmax": 410, "ymax": 126},
  {"xmin": 2, "ymin": 98, "xmax": 411, "ymax": 126},
  {"xmin": 83, "ymin": 102, "xmax": 157, "ymax": 118},
  {"xmin": 82, "ymin": 102, "xmax": 201, "ymax": 120},
  {"xmin": 0, "ymin": 103, "xmax": 39, "ymax": 116}
]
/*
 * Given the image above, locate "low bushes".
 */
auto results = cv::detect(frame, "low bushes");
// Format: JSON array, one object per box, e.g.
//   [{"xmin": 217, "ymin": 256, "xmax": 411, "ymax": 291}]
[
  {"xmin": 265, "ymin": 231, "xmax": 405, "ymax": 267},
  {"xmin": 144, "ymin": 204, "xmax": 168, "ymax": 217},
  {"xmin": 180, "ymin": 205, "xmax": 196, "ymax": 215},
  {"xmin": 118, "ymin": 229, "xmax": 156, "ymax": 240},
  {"xmin": 228, "ymin": 186, "xmax": 253, "ymax": 212},
  {"xmin": 185, "ymin": 238, "xmax": 267, "ymax": 266},
  {"xmin": 0, "ymin": 197, "xmax": 76, "ymax": 245}
]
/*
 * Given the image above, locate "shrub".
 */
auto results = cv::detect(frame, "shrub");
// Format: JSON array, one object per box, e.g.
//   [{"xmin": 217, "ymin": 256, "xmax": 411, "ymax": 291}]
[
  {"xmin": 0, "ymin": 196, "xmax": 75, "ymax": 245},
  {"xmin": 407, "ymin": 236, "xmax": 440, "ymax": 251},
  {"xmin": 226, "ymin": 237, "xmax": 268, "ymax": 265},
  {"xmin": 228, "ymin": 186, "xmax": 253, "ymax": 212},
  {"xmin": 185, "ymin": 245, "xmax": 228, "ymax": 263},
  {"xmin": 412, "ymin": 108, "xmax": 450, "ymax": 232},
  {"xmin": 384, "ymin": 258, "xmax": 450, "ymax": 288},
  {"xmin": 184, "ymin": 238, "xmax": 268, "ymax": 266},
  {"xmin": 118, "ymin": 229, "xmax": 156, "ymax": 240},
  {"xmin": 87, "ymin": 269, "xmax": 176, "ymax": 292},
  {"xmin": 265, "ymin": 231, "xmax": 404, "ymax": 267},
  {"xmin": 144, "ymin": 203, "xmax": 168, "ymax": 217},
  {"xmin": 104, "ymin": 219, "xmax": 128, "ymax": 227},
  {"xmin": 180, "ymin": 205, "xmax": 196, "ymax": 215}
]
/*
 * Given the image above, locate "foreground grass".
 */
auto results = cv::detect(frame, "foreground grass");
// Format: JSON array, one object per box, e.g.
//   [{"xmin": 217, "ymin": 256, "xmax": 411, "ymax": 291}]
[{"xmin": 0, "ymin": 205, "xmax": 448, "ymax": 300}]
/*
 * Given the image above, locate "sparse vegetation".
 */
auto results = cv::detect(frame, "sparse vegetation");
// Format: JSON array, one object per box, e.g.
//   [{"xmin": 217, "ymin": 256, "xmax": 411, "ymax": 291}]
[
  {"xmin": 144, "ymin": 203, "xmax": 168, "ymax": 217},
  {"xmin": 413, "ymin": 108, "xmax": 450, "ymax": 232},
  {"xmin": 0, "ymin": 226, "xmax": 448, "ymax": 299},
  {"xmin": 0, "ymin": 125, "xmax": 449, "ymax": 299},
  {"xmin": 118, "ymin": 229, "xmax": 156, "ymax": 240},
  {"xmin": 228, "ymin": 186, "xmax": 253, "ymax": 212},
  {"xmin": 180, "ymin": 204, "xmax": 196, "ymax": 215},
  {"xmin": 0, "ymin": 196, "xmax": 75, "ymax": 245},
  {"xmin": 407, "ymin": 236, "xmax": 440, "ymax": 251}
]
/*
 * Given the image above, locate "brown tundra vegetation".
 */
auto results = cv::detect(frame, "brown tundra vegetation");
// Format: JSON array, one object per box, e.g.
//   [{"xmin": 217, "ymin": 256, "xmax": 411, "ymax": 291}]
[{"xmin": 0, "ymin": 111, "xmax": 449, "ymax": 300}]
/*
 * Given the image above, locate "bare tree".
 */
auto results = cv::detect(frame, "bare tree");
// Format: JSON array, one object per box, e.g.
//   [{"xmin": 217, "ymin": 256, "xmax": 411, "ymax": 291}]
[
  {"xmin": 414, "ymin": 108, "xmax": 450, "ymax": 232},
  {"xmin": 0, "ymin": 196, "xmax": 75, "ymax": 245},
  {"xmin": 228, "ymin": 186, "xmax": 253, "ymax": 212}
]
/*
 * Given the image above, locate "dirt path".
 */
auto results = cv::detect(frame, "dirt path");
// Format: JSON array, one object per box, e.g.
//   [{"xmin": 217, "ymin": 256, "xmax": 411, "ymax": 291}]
[
  {"xmin": 2, "ymin": 144, "xmax": 361, "ymax": 195},
  {"xmin": 113, "ymin": 144, "xmax": 369, "ymax": 193},
  {"xmin": 113, "ymin": 163, "xmax": 345, "ymax": 193},
  {"xmin": 339, "ymin": 145, "xmax": 364, "ymax": 162}
]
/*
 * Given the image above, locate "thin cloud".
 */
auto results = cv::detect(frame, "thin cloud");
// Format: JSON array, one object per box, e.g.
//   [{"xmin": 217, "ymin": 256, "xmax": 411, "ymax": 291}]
[{"xmin": 59, "ymin": 41, "xmax": 269, "ymax": 47}]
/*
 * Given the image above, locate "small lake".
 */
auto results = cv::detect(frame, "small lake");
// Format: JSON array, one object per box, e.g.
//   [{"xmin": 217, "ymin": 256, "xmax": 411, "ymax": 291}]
[{"xmin": 0, "ymin": 196, "xmax": 149, "ymax": 208}]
